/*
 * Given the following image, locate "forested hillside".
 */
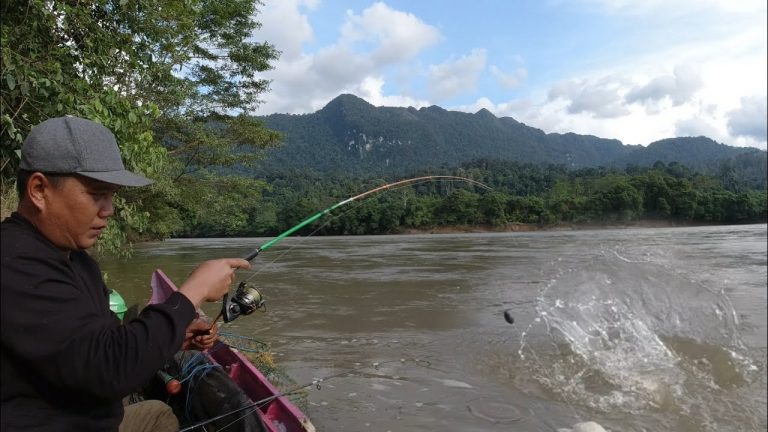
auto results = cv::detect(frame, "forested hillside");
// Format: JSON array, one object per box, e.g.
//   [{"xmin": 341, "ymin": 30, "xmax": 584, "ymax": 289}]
[{"xmin": 253, "ymin": 94, "xmax": 762, "ymax": 177}]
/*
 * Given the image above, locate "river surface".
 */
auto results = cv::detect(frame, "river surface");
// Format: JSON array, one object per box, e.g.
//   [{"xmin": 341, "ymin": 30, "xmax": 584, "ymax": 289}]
[{"xmin": 100, "ymin": 224, "xmax": 767, "ymax": 432}]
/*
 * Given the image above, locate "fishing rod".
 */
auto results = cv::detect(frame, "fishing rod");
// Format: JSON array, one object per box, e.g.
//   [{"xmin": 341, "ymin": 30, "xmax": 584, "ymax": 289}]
[
  {"xmin": 206, "ymin": 175, "xmax": 491, "ymax": 327},
  {"xmin": 243, "ymin": 175, "xmax": 491, "ymax": 261}
]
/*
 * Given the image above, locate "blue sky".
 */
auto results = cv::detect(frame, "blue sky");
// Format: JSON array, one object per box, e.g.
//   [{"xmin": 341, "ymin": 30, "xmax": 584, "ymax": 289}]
[{"xmin": 252, "ymin": 0, "xmax": 767, "ymax": 149}]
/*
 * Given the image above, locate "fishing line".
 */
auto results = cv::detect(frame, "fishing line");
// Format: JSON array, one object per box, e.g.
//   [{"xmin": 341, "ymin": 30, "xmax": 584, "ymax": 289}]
[
  {"xmin": 240, "ymin": 175, "xmax": 490, "ymax": 263},
  {"xmin": 176, "ymin": 357, "xmax": 433, "ymax": 432},
  {"xmin": 239, "ymin": 192, "xmax": 380, "ymax": 284},
  {"xmin": 214, "ymin": 405, "xmax": 263, "ymax": 432},
  {"xmin": 206, "ymin": 180, "xmax": 439, "ymax": 328},
  {"xmin": 206, "ymin": 176, "xmax": 490, "ymax": 330},
  {"xmin": 244, "ymin": 176, "xmax": 490, "ymax": 282}
]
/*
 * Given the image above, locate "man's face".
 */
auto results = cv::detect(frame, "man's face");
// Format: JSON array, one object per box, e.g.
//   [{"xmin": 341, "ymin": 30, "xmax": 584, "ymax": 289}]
[{"xmin": 44, "ymin": 175, "xmax": 120, "ymax": 250}]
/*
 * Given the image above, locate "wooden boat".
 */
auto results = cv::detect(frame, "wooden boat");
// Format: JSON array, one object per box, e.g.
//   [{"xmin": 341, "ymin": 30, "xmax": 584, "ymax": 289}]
[{"xmin": 149, "ymin": 269, "xmax": 316, "ymax": 432}]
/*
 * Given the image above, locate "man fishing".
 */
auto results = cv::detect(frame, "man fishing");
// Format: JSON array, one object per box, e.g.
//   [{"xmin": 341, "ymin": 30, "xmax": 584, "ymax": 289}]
[{"xmin": 1, "ymin": 116, "xmax": 250, "ymax": 431}]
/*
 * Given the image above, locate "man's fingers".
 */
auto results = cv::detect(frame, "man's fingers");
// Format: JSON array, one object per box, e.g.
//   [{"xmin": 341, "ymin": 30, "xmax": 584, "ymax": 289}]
[
  {"xmin": 191, "ymin": 329, "xmax": 211, "ymax": 337},
  {"xmin": 224, "ymin": 258, "xmax": 251, "ymax": 270}
]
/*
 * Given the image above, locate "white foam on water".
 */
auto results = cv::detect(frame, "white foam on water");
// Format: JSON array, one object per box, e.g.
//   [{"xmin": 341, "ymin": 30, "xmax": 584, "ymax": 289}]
[
  {"xmin": 435, "ymin": 378, "xmax": 474, "ymax": 389},
  {"xmin": 518, "ymin": 248, "xmax": 759, "ymax": 427}
]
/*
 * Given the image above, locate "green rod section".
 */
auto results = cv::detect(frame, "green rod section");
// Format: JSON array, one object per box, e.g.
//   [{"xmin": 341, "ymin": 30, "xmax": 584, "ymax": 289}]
[
  {"xmin": 241, "ymin": 176, "xmax": 490, "ymax": 262},
  {"xmin": 242, "ymin": 200, "xmax": 347, "ymax": 261}
]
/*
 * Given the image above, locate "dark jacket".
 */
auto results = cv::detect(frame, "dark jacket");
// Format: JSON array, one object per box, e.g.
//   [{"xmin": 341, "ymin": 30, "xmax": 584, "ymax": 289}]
[{"xmin": 1, "ymin": 212, "xmax": 196, "ymax": 431}]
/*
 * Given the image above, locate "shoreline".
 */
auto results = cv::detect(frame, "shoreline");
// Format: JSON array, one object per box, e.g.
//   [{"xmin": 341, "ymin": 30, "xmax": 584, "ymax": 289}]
[
  {"xmin": 162, "ymin": 220, "xmax": 766, "ymax": 241},
  {"xmin": 395, "ymin": 219, "xmax": 752, "ymax": 235}
]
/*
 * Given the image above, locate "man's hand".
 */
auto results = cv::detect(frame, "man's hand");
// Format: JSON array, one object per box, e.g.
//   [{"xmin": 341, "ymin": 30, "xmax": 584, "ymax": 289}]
[
  {"xmin": 178, "ymin": 258, "xmax": 251, "ymax": 308},
  {"xmin": 181, "ymin": 317, "xmax": 218, "ymax": 351}
]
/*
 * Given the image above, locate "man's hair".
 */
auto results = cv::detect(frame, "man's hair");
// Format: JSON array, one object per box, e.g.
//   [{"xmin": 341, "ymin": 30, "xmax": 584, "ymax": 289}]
[{"xmin": 16, "ymin": 169, "xmax": 69, "ymax": 201}]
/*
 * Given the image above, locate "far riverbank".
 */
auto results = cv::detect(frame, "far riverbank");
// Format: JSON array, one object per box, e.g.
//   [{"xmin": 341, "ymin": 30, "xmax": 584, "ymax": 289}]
[{"xmin": 396, "ymin": 219, "xmax": 761, "ymax": 235}]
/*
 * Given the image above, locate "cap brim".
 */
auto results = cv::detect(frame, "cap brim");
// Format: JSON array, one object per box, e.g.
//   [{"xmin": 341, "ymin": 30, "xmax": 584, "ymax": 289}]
[{"xmin": 78, "ymin": 170, "xmax": 155, "ymax": 187}]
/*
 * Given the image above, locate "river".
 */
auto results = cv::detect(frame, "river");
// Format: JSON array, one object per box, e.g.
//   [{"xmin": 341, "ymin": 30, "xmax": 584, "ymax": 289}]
[{"xmin": 100, "ymin": 224, "xmax": 767, "ymax": 432}]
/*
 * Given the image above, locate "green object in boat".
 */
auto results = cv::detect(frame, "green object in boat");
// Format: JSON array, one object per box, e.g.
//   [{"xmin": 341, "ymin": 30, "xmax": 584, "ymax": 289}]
[{"xmin": 109, "ymin": 288, "xmax": 127, "ymax": 321}]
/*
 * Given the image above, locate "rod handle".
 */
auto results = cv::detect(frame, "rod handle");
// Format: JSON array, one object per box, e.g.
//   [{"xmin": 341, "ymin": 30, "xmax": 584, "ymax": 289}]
[{"xmin": 242, "ymin": 248, "xmax": 261, "ymax": 262}]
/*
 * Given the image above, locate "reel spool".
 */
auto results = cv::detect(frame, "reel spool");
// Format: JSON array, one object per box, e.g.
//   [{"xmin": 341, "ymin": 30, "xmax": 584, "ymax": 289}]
[{"xmin": 222, "ymin": 282, "xmax": 265, "ymax": 323}]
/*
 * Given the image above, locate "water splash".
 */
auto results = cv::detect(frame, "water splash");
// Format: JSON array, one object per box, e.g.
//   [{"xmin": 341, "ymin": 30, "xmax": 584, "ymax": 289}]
[{"xmin": 518, "ymin": 248, "xmax": 761, "ymax": 429}]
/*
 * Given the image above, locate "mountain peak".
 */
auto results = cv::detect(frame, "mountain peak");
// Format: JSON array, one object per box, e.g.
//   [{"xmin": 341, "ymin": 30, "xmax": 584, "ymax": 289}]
[
  {"xmin": 475, "ymin": 108, "xmax": 495, "ymax": 118},
  {"xmin": 336, "ymin": 93, "xmax": 369, "ymax": 103},
  {"xmin": 321, "ymin": 94, "xmax": 374, "ymax": 112}
]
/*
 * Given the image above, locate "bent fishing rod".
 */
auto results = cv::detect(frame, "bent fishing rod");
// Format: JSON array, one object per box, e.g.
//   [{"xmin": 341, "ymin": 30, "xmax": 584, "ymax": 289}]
[
  {"xmin": 243, "ymin": 175, "xmax": 491, "ymax": 261},
  {"xmin": 207, "ymin": 175, "xmax": 491, "ymax": 326}
]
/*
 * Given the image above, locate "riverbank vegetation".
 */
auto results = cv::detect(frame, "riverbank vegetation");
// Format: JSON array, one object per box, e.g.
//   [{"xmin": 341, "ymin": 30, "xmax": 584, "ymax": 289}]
[
  {"xmin": 2, "ymin": 2, "xmax": 766, "ymax": 256},
  {"xmin": 1, "ymin": 0, "xmax": 280, "ymax": 255},
  {"xmin": 173, "ymin": 160, "xmax": 767, "ymax": 238}
]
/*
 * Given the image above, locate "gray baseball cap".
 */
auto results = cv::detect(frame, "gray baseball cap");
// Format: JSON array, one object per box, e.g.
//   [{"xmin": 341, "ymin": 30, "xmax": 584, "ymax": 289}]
[{"xmin": 20, "ymin": 116, "xmax": 154, "ymax": 187}]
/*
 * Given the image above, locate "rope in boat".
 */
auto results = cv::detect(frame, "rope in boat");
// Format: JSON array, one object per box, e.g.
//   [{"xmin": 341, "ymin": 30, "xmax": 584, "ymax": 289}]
[{"xmin": 176, "ymin": 350, "xmax": 220, "ymax": 421}]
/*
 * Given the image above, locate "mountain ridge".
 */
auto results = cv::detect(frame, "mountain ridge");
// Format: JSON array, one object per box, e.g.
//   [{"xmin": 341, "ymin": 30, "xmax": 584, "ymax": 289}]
[{"xmin": 253, "ymin": 93, "xmax": 764, "ymax": 177}]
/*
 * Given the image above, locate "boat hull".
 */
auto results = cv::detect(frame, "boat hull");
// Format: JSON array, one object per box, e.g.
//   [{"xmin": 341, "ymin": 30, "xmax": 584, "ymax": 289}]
[{"xmin": 149, "ymin": 269, "xmax": 315, "ymax": 432}]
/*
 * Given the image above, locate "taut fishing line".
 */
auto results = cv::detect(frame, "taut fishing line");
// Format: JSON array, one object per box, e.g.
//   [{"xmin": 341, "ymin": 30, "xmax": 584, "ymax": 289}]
[
  {"xmin": 241, "ymin": 176, "xmax": 486, "ymax": 284},
  {"xmin": 241, "ymin": 175, "xmax": 490, "ymax": 262},
  {"xmin": 208, "ymin": 176, "xmax": 491, "ymax": 327}
]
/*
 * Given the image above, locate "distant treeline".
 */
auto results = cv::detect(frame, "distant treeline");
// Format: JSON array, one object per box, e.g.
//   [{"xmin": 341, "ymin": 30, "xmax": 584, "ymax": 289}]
[{"xmin": 174, "ymin": 160, "xmax": 768, "ymax": 237}]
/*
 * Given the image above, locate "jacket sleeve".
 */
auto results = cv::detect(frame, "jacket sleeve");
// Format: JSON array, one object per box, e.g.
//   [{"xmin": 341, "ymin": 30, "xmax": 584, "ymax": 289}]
[{"xmin": 1, "ymin": 254, "xmax": 196, "ymax": 399}]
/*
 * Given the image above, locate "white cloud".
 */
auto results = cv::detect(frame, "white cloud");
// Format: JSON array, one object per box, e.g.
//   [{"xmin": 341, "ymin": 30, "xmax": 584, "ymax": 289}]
[
  {"xmin": 357, "ymin": 76, "xmax": 431, "ymax": 108},
  {"xmin": 490, "ymin": 65, "xmax": 527, "ymax": 89},
  {"xmin": 625, "ymin": 64, "xmax": 703, "ymax": 108},
  {"xmin": 311, "ymin": 46, "xmax": 374, "ymax": 84},
  {"xmin": 427, "ymin": 48, "xmax": 487, "ymax": 101},
  {"xmin": 252, "ymin": 2, "xmax": 440, "ymax": 115},
  {"xmin": 340, "ymin": 2, "xmax": 441, "ymax": 63},
  {"xmin": 256, "ymin": 0, "xmax": 317, "ymax": 60},
  {"xmin": 530, "ymin": 0, "xmax": 766, "ymax": 148},
  {"xmin": 548, "ymin": 77, "xmax": 630, "ymax": 118},
  {"xmin": 675, "ymin": 117, "xmax": 725, "ymax": 141},
  {"xmin": 727, "ymin": 95, "xmax": 768, "ymax": 142}
]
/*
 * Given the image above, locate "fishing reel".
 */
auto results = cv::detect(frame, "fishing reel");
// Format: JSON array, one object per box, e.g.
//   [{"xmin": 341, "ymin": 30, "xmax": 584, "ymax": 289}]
[{"xmin": 221, "ymin": 281, "xmax": 265, "ymax": 323}]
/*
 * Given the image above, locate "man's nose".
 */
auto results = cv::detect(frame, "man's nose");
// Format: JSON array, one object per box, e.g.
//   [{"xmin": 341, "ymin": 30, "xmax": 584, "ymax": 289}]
[{"xmin": 99, "ymin": 196, "xmax": 115, "ymax": 218}]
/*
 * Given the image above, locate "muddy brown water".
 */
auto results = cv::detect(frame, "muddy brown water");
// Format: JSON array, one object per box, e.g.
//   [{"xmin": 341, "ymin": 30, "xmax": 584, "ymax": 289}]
[{"xmin": 100, "ymin": 224, "xmax": 767, "ymax": 431}]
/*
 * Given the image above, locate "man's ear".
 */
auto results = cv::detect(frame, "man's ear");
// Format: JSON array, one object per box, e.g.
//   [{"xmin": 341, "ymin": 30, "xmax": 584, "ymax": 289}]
[{"xmin": 25, "ymin": 172, "xmax": 50, "ymax": 212}]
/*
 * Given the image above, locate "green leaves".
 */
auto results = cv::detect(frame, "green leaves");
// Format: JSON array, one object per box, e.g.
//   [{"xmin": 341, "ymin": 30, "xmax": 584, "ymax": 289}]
[
  {"xmin": 2, "ymin": 0, "xmax": 280, "ymax": 255},
  {"xmin": 5, "ymin": 74, "xmax": 15, "ymax": 91}
]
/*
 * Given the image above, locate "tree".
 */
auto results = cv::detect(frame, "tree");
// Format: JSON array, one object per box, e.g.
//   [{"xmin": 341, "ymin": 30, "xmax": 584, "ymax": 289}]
[
  {"xmin": 401, "ymin": 192, "xmax": 435, "ymax": 229},
  {"xmin": 585, "ymin": 175, "xmax": 643, "ymax": 221},
  {"xmin": 479, "ymin": 191, "xmax": 509, "ymax": 225},
  {"xmin": 1, "ymin": 0, "xmax": 280, "ymax": 253},
  {"xmin": 436, "ymin": 189, "xmax": 481, "ymax": 225}
]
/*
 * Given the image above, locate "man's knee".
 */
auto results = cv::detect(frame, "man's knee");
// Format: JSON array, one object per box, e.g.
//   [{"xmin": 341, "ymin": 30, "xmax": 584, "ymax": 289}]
[{"xmin": 119, "ymin": 399, "xmax": 178, "ymax": 432}]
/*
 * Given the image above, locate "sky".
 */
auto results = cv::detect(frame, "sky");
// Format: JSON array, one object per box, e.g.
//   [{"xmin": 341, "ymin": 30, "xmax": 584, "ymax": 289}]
[{"xmin": 250, "ymin": 0, "xmax": 767, "ymax": 149}]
